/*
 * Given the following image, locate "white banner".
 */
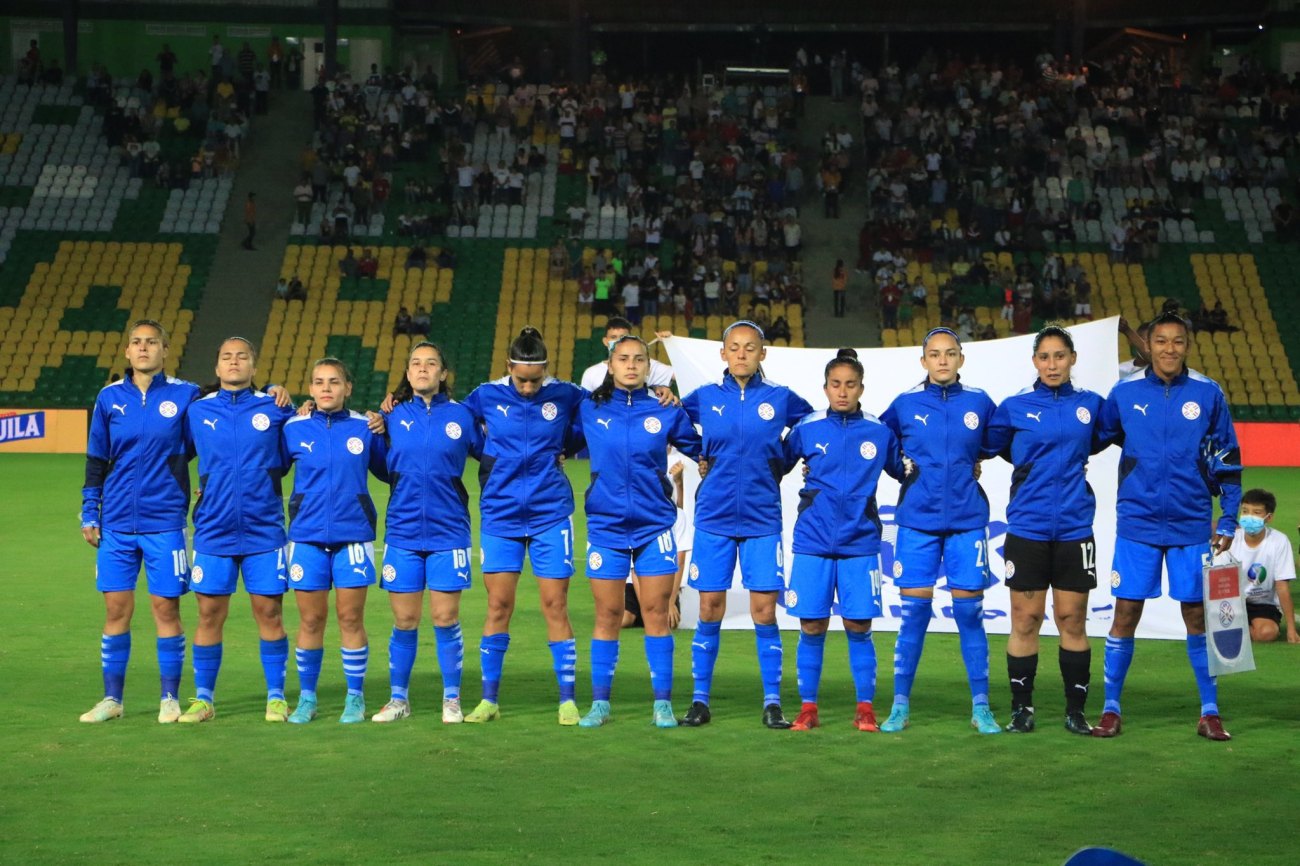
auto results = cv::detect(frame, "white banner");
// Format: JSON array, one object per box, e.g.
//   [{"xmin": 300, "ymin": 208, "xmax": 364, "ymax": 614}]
[{"xmin": 665, "ymin": 316, "xmax": 1187, "ymax": 640}]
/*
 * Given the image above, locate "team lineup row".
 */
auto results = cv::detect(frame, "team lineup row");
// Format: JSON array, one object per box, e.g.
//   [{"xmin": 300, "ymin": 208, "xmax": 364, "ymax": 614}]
[{"xmin": 78, "ymin": 312, "xmax": 1244, "ymax": 740}]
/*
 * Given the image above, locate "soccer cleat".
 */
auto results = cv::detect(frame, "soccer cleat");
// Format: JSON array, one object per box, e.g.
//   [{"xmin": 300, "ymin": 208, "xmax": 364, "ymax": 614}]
[
  {"xmin": 678, "ymin": 701, "xmax": 711, "ymax": 727},
  {"xmin": 158, "ymin": 696, "xmax": 182, "ymax": 724},
  {"xmin": 79, "ymin": 697, "xmax": 123, "ymax": 723},
  {"xmin": 1004, "ymin": 706, "xmax": 1035, "ymax": 733},
  {"xmin": 339, "ymin": 694, "xmax": 366, "ymax": 724},
  {"xmin": 1091, "ymin": 711, "xmax": 1122, "ymax": 738},
  {"xmin": 880, "ymin": 705, "xmax": 910, "ymax": 733},
  {"xmin": 1197, "ymin": 714, "xmax": 1231, "ymax": 741},
  {"xmin": 652, "ymin": 700, "xmax": 678, "ymax": 728},
  {"xmin": 442, "ymin": 698, "xmax": 464, "ymax": 724},
  {"xmin": 287, "ymin": 697, "xmax": 318, "ymax": 725},
  {"xmin": 177, "ymin": 698, "xmax": 215, "ymax": 724},
  {"xmin": 853, "ymin": 701, "xmax": 879, "ymax": 732},
  {"xmin": 790, "ymin": 702, "xmax": 819, "ymax": 731},
  {"xmin": 463, "ymin": 699, "xmax": 500, "ymax": 723},
  {"xmin": 265, "ymin": 698, "xmax": 290, "ymax": 722},
  {"xmin": 762, "ymin": 703, "xmax": 792, "ymax": 729},
  {"xmin": 1064, "ymin": 710, "xmax": 1092, "ymax": 735},
  {"xmin": 557, "ymin": 699, "xmax": 581, "ymax": 726},
  {"xmin": 371, "ymin": 698, "xmax": 410, "ymax": 723},
  {"xmin": 971, "ymin": 704, "xmax": 1001, "ymax": 735},
  {"xmin": 578, "ymin": 699, "xmax": 612, "ymax": 728}
]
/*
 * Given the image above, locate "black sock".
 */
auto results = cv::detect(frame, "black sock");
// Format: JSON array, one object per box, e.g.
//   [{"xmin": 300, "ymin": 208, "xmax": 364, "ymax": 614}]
[
  {"xmin": 1007, "ymin": 652, "xmax": 1038, "ymax": 711},
  {"xmin": 1060, "ymin": 647, "xmax": 1091, "ymax": 713}
]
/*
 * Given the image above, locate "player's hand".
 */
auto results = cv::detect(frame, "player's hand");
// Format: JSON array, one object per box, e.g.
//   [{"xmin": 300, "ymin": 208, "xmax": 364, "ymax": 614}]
[
  {"xmin": 668, "ymin": 460, "xmax": 684, "ymax": 479},
  {"xmin": 267, "ymin": 384, "xmax": 293, "ymax": 408},
  {"xmin": 668, "ymin": 598, "xmax": 682, "ymax": 630},
  {"xmin": 903, "ymin": 456, "xmax": 916, "ymax": 476},
  {"xmin": 1211, "ymin": 533, "xmax": 1233, "ymax": 555},
  {"xmin": 365, "ymin": 411, "xmax": 386, "ymax": 434},
  {"xmin": 973, "ymin": 460, "xmax": 983, "ymax": 481},
  {"xmin": 698, "ymin": 457, "xmax": 710, "ymax": 478},
  {"xmin": 82, "ymin": 525, "xmax": 101, "ymax": 548},
  {"xmin": 801, "ymin": 461, "xmax": 810, "ymax": 479},
  {"xmin": 652, "ymin": 385, "xmax": 679, "ymax": 407},
  {"xmin": 380, "ymin": 392, "xmax": 398, "ymax": 413},
  {"xmin": 655, "ymin": 330, "xmax": 674, "ymax": 341},
  {"xmin": 1287, "ymin": 628, "xmax": 1300, "ymax": 645},
  {"xmin": 297, "ymin": 399, "xmax": 314, "ymax": 417}
]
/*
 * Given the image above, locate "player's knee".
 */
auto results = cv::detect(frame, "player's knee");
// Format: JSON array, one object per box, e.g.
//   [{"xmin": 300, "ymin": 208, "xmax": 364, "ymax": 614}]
[
  {"xmin": 1054, "ymin": 608, "xmax": 1085, "ymax": 638},
  {"xmin": 1011, "ymin": 611, "xmax": 1043, "ymax": 638},
  {"xmin": 698, "ymin": 595, "xmax": 726, "ymax": 621},
  {"xmin": 429, "ymin": 610, "xmax": 457, "ymax": 629},
  {"xmin": 539, "ymin": 593, "xmax": 569, "ymax": 621},
  {"xmin": 335, "ymin": 606, "xmax": 365, "ymax": 634},
  {"xmin": 1251, "ymin": 619, "xmax": 1279, "ymax": 642},
  {"xmin": 150, "ymin": 597, "xmax": 182, "ymax": 628},
  {"xmin": 393, "ymin": 610, "xmax": 421, "ymax": 630},
  {"xmin": 298, "ymin": 609, "xmax": 328, "ymax": 635},
  {"xmin": 801, "ymin": 619, "xmax": 829, "ymax": 636}
]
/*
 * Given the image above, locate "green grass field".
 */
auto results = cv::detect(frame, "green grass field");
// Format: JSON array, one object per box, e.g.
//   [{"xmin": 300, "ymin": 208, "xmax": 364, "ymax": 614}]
[{"xmin": 2, "ymin": 455, "xmax": 1298, "ymax": 865}]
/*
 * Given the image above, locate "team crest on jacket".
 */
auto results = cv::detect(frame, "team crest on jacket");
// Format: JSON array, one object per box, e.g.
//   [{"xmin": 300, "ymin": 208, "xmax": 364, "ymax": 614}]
[
  {"xmin": 191, "ymin": 565, "xmax": 204, "ymax": 585},
  {"xmin": 542, "ymin": 402, "xmax": 558, "ymax": 421},
  {"xmin": 1004, "ymin": 560, "xmax": 1015, "ymax": 579},
  {"xmin": 893, "ymin": 560, "xmax": 904, "ymax": 578},
  {"xmin": 1076, "ymin": 407, "xmax": 1091, "ymax": 424},
  {"xmin": 445, "ymin": 421, "xmax": 463, "ymax": 439},
  {"xmin": 346, "ymin": 436, "xmax": 364, "ymax": 454},
  {"xmin": 382, "ymin": 564, "xmax": 396, "ymax": 582},
  {"xmin": 860, "ymin": 441, "xmax": 877, "ymax": 460},
  {"xmin": 1182, "ymin": 401, "xmax": 1201, "ymax": 420},
  {"xmin": 252, "ymin": 412, "xmax": 271, "ymax": 430},
  {"xmin": 290, "ymin": 564, "xmax": 304, "ymax": 582},
  {"xmin": 643, "ymin": 416, "xmax": 662, "ymax": 434},
  {"xmin": 784, "ymin": 589, "xmax": 798, "ymax": 608},
  {"xmin": 159, "ymin": 401, "xmax": 178, "ymax": 418},
  {"xmin": 963, "ymin": 411, "xmax": 979, "ymax": 430},
  {"xmin": 588, "ymin": 551, "xmax": 603, "ymax": 570},
  {"xmin": 758, "ymin": 402, "xmax": 776, "ymax": 420}
]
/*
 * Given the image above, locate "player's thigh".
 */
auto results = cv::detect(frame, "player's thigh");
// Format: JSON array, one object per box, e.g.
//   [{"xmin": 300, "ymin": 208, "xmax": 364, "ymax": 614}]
[
  {"xmin": 785, "ymin": 553, "xmax": 835, "ymax": 620},
  {"xmin": 287, "ymin": 541, "xmax": 334, "ymax": 592},
  {"xmin": 139, "ymin": 530, "xmax": 191, "ymax": 598},
  {"xmin": 526, "ymin": 518, "xmax": 576, "ymax": 579},
  {"xmin": 939, "ymin": 527, "xmax": 994, "ymax": 593},
  {"xmin": 480, "ymin": 532, "xmax": 526, "ymax": 575},
  {"xmin": 834, "ymin": 554, "xmax": 884, "ymax": 621},
  {"xmin": 688, "ymin": 528, "xmax": 740, "ymax": 592},
  {"xmin": 95, "ymin": 530, "xmax": 144, "ymax": 593},
  {"xmin": 737, "ymin": 533, "xmax": 785, "ymax": 591},
  {"xmin": 585, "ymin": 543, "xmax": 633, "ymax": 582},
  {"xmin": 891, "ymin": 526, "xmax": 942, "ymax": 588},
  {"xmin": 331, "ymin": 542, "xmax": 377, "ymax": 589},
  {"xmin": 1165, "ymin": 542, "xmax": 1211, "ymax": 603},
  {"xmin": 1002, "ymin": 533, "xmax": 1052, "ymax": 593},
  {"xmin": 240, "ymin": 547, "xmax": 289, "ymax": 597},
  {"xmin": 1047, "ymin": 536, "xmax": 1098, "ymax": 593},
  {"xmin": 190, "ymin": 551, "xmax": 239, "ymax": 596},
  {"xmin": 631, "ymin": 529, "xmax": 678, "ymax": 577},
  {"xmin": 1108, "ymin": 537, "xmax": 1165, "ymax": 601}
]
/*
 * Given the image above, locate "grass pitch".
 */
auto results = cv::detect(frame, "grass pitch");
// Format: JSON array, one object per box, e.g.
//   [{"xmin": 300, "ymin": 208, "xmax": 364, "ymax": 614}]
[{"xmin": 1, "ymin": 456, "xmax": 1297, "ymax": 864}]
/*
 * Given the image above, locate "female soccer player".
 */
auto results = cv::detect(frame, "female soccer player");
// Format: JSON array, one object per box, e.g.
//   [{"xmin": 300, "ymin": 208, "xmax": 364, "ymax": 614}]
[
  {"xmin": 458, "ymin": 327, "xmax": 588, "ymax": 725},
  {"xmin": 573, "ymin": 334, "xmax": 702, "ymax": 728},
  {"xmin": 80, "ymin": 320, "xmax": 201, "ymax": 724},
  {"xmin": 282, "ymin": 358, "xmax": 389, "ymax": 724},
  {"xmin": 180, "ymin": 337, "xmax": 296, "ymax": 723},
  {"xmin": 879, "ymin": 327, "xmax": 1001, "ymax": 734},
  {"xmin": 371, "ymin": 342, "xmax": 483, "ymax": 725},
  {"xmin": 985, "ymin": 325, "xmax": 1112, "ymax": 735},
  {"xmin": 680, "ymin": 320, "xmax": 815, "ymax": 729},
  {"xmin": 782, "ymin": 348, "xmax": 904, "ymax": 732}
]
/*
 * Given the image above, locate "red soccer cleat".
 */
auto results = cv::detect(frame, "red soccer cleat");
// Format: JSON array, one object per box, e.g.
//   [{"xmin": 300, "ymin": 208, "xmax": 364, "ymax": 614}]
[
  {"xmin": 790, "ymin": 702, "xmax": 819, "ymax": 731},
  {"xmin": 1091, "ymin": 711, "xmax": 1122, "ymax": 738},
  {"xmin": 853, "ymin": 701, "xmax": 879, "ymax": 732},
  {"xmin": 1197, "ymin": 714, "xmax": 1231, "ymax": 741}
]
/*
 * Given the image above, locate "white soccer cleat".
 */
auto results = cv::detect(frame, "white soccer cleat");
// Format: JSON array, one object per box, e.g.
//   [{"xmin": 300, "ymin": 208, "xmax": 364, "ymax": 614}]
[
  {"xmin": 442, "ymin": 698, "xmax": 463, "ymax": 724},
  {"xmin": 158, "ymin": 696, "xmax": 182, "ymax": 724},
  {"xmin": 79, "ymin": 697, "xmax": 123, "ymax": 723},
  {"xmin": 371, "ymin": 699, "xmax": 411, "ymax": 723}
]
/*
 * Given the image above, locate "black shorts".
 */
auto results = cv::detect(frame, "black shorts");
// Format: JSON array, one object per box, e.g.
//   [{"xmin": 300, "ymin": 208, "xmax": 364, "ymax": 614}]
[
  {"xmin": 1246, "ymin": 602, "xmax": 1282, "ymax": 625},
  {"xmin": 623, "ymin": 581, "xmax": 681, "ymax": 628},
  {"xmin": 1003, "ymin": 533, "xmax": 1097, "ymax": 593}
]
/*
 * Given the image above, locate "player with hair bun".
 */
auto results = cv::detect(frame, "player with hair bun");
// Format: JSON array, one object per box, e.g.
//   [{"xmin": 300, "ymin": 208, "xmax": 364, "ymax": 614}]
[
  {"xmin": 282, "ymin": 358, "xmax": 390, "ymax": 724},
  {"xmin": 879, "ymin": 327, "xmax": 1002, "ymax": 735},
  {"xmin": 782, "ymin": 348, "xmax": 905, "ymax": 732}
]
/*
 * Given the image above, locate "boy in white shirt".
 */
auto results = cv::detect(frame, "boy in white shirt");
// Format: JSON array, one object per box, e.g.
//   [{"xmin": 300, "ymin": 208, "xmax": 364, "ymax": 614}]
[{"xmin": 1228, "ymin": 488, "xmax": 1298, "ymax": 644}]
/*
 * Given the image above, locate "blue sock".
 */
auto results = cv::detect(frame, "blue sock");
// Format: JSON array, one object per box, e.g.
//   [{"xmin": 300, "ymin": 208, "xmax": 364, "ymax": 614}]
[
  {"xmin": 295, "ymin": 646, "xmax": 324, "ymax": 702},
  {"xmin": 434, "ymin": 623, "xmax": 463, "ymax": 701},
  {"xmin": 387, "ymin": 628, "xmax": 418, "ymax": 702},
  {"xmin": 1102, "ymin": 636, "xmax": 1134, "ymax": 715},
  {"xmin": 1186, "ymin": 633, "xmax": 1219, "ymax": 716},
  {"xmin": 590, "ymin": 638, "xmax": 620, "ymax": 702},
  {"xmin": 192, "ymin": 642, "xmax": 222, "ymax": 703},
  {"xmin": 846, "ymin": 629, "xmax": 877, "ymax": 703},
  {"xmin": 157, "ymin": 634, "xmax": 185, "ymax": 700},
  {"xmin": 952, "ymin": 596, "xmax": 990, "ymax": 707},
  {"xmin": 691, "ymin": 620, "xmax": 722, "ymax": 705},
  {"xmin": 260, "ymin": 637, "xmax": 288, "ymax": 701},
  {"xmin": 796, "ymin": 631, "xmax": 826, "ymax": 704},
  {"xmin": 549, "ymin": 638, "xmax": 577, "ymax": 703},
  {"xmin": 480, "ymin": 632, "xmax": 510, "ymax": 703},
  {"xmin": 892, "ymin": 596, "xmax": 932, "ymax": 708},
  {"xmin": 341, "ymin": 644, "xmax": 368, "ymax": 696},
  {"xmin": 755, "ymin": 622, "xmax": 784, "ymax": 706},
  {"xmin": 644, "ymin": 634, "xmax": 674, "ymax": 701},
  {"xmin": 101, "ymin": 633, "xmax": 130, "ymax": 702}
]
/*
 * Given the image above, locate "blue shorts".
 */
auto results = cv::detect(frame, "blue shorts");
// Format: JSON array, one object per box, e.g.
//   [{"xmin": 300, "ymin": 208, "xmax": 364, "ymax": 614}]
[
  {"xmin": 687, "ymin": 529, "xmax": 785, "ymax": 593},
  {"xmin": 287, "ymin": 541, "xmax": 376, "ymax": 591},
  {"xmin": 892, "ymin": 526, "xmax": 994, "ymax": 592},
  {"xmin": 382, "ymin": 545, "xmax": 473, "ymax": 593},
  {"xmin": 96, "ymin": 529, "xmax": 190, "ymax": 598},
  {"xmin": 1109, "ymin": 537, "xmax": 1210, "ymax": 603},
  {"xmin": 481, "ymin": 518, "xmax": 575, "ymax": 579},
  {"xmin": 191, "ymin": 548, "xmax": 287, "ymax": 596},
  {"xmin": 587, "ymin": 530, "xmax": 678, "ymax": 581},
  {"xmin": 786, "ymin": 553, "xmax": 883, "ymax": 620}
]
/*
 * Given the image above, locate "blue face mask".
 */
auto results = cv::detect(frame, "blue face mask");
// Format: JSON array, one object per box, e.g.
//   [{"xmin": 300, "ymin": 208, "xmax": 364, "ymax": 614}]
[{"xmin": 1239, "ymin": 515, "xmax": 1266, "ymax": 536}]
